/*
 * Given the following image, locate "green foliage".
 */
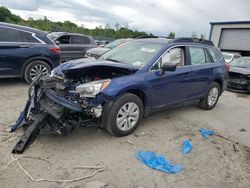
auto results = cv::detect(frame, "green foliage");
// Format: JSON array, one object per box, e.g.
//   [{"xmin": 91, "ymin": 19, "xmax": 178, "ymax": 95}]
[
  {"xmin": 167, "ymin": 32, "xmax": 175, "ymax": 39},
  {"xmin": 0, "ymin": 6, "xmax": 150, "ymax": 39}
]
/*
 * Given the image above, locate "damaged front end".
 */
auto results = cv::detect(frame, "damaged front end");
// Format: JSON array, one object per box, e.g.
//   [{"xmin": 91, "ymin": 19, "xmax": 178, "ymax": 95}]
[
  {"xmin": 227, "ymin": 72, "xmax": 250, "ymax": 92},
  {"xmin": 11, "ymin": 59, "xmax": 137, "ymax": 153}
]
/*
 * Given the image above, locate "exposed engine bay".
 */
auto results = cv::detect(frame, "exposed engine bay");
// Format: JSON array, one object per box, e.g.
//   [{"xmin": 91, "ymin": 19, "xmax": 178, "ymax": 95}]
[{"xmin": 11, "ymin": 59, "xmax": 137, "ymax": 153}]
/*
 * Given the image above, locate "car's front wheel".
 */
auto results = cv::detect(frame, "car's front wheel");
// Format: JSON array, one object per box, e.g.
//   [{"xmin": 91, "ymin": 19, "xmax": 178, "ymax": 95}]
[
  {"xmin": 106, "ymin": 93, "xmax": 143, "ymax": 137},
  {"xmin": 24, "ymin": 60, "xmax": 51, "ymax": 84},
  {"xmin": 199, "ymin": 82, "xmax": 221, "ymax": 110}
]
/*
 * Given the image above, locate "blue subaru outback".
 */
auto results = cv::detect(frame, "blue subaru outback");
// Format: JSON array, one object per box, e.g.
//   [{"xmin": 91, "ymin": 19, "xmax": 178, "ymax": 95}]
[{"xmin": 11, "ymin": 38, "xmax": 227, "ymax": 153}]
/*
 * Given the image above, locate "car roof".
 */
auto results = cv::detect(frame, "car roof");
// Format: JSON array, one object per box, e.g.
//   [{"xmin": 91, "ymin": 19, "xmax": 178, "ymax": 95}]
[
  {"xmin": 48, "ymin": 32, "xmax": 90, "ymax": 37},
  {"xmin": 134, "ymin": 38, "xmax": 171, "ymax": 44},
  {"xmin": 0, "ymin": 22, "xmax": 47, "ymax": 36}
]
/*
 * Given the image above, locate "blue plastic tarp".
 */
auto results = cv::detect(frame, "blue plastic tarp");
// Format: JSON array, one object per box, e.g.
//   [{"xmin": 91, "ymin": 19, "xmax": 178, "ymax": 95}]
[
  {"xmin": 136, "ymin": 151, "xmax": 183, "ymax": 174},
  {"xmin": 182, "ymin": 140, "xmax": 193, "ymax": 154},
  {"xmin": 199, "ymin": 128, "xmax": 215, "ymax": 139}
]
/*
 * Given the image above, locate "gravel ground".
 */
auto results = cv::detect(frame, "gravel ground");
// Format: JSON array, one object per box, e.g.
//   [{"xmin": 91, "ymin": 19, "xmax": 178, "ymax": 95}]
[{"xmin": 0, "ymin": 79, "xmax": 249, "ymax": 188}]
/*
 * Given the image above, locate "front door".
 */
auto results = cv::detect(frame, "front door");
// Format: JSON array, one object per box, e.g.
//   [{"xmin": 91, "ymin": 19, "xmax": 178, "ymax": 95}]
[{"xmin": 146, "ymin": 47, "xmax": 192, "ymax": 109}]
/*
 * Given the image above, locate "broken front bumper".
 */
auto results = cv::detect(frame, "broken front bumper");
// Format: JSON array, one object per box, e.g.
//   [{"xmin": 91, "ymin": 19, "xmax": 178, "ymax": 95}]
[
  {"xmin": 11, "ymin": 76, "xmax": 113, "ymax": 153},
  {"xmin": 227, "ymin": 79, "xmax": 250, "ymax": 93}
]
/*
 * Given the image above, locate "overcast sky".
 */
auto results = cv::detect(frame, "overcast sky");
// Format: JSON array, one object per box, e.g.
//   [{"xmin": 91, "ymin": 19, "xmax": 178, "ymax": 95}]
[{"xmin": 1, "ymin": 0, "xmax": 250, "ymax": 37}]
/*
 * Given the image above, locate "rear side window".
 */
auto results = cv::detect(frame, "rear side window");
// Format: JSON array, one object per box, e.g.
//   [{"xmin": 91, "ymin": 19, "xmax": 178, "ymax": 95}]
[
  {"xmin": 188, "ymin": 47, "xmax": 206, "ymax": 65},
  {"xmin": 207, "ymin": 49, "xmax": 221, "ymax": 62},
  {"xmin": 22, "ymin": 32, "xmax": 40, "ymax": 43},
  {"xmin": 0, "ymin": 27, "xmax": 40, "ymax": 43},
  {"xmin": 57, "ymin": 35, "xmax": 70, "ymax": 44},
  {"xmin": 71, "ymin": 35, "xmax": 90, "ymax": 44}
]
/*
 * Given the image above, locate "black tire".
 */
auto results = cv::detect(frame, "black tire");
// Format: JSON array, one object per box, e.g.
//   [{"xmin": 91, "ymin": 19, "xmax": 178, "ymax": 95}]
[
  {"xmin": 106, "ymin": 93, "xmax": 143, "ymax": 137},
  {"xmin": 24, "ymin": 60, "xmax": 51, "ymax": 84},
  {"xmin": 199, "ymin": 82, "xmax": 221, "ymax": 110}
]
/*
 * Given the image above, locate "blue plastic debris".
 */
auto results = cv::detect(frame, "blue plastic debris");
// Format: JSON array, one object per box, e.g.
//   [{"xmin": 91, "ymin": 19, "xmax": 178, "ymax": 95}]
[
  {"xmin": 136, "ymin": 151, "xmax": 183, "ymax": 174},
  {"xmin": 182, "ymin": 140, "xmax": 193, "ymax": 154},
  {"xmin": 199, "ymin": 128, "xmax": 215, "ymax": 139}
]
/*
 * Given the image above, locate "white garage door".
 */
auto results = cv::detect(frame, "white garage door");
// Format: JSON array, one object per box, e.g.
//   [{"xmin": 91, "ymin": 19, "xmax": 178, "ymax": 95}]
[{"xmin": 219, "ymin": 28, "xmax": 250, "ymax": 51}]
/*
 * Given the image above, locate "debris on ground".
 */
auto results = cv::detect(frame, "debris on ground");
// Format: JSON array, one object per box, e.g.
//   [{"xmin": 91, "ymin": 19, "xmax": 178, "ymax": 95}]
[
  {"xmin": 233, "ymin": 144, "xmax": 239, "ymax": 153},
  {"xmin": 182, "ymin": 140, "xmax": 193, "ymax": 154},
  {"xmin": 215, "ymin": 134, "xmax": 238, "ymax": 144},
  {"xmin": 136, "ymin": 151, "xmax": 183, "ymax": 174},
  {"xmin": 199, "ymin": 128, "xmax": 215, "ymax": 139},
  {"xmin": 5, "ymin": 155, "xmax": 106, "ymax": 183},
  {"xmin": 239, "ymin": 128, "xmax": 246, "ymax": 132}
]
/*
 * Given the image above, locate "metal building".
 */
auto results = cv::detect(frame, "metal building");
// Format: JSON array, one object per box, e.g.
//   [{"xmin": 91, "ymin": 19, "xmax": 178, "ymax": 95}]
[{"xmin": 209, "ymin": 21, "xmax": 250, "ymax": 56}]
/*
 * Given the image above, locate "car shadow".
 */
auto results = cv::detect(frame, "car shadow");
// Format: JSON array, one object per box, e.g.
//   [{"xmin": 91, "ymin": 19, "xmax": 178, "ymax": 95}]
[{"xmin": 0, "ymin": 78, "xmax": 27, "ymax": 86}]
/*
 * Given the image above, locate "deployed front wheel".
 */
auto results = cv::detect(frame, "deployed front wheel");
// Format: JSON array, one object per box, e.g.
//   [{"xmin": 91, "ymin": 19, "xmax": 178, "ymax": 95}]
[{"xmin": 106, "ymin": 93, "xmax": 143, "ymax": 137}]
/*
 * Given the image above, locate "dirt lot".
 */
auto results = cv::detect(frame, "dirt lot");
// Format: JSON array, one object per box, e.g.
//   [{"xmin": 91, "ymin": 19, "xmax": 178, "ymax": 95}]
[{"xmin": 0, "ymin": 79, "xmax": 250, "ymax": 188}]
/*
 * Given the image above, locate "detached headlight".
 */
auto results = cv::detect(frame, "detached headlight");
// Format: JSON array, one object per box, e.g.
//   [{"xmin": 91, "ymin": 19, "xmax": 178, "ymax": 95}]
[{"xmin": 76, "ymin": 79, "xmax": 111, "ymax": 98}]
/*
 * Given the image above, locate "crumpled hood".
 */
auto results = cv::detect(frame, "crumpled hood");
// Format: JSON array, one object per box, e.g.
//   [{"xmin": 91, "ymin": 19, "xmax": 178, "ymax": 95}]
[
  {"xmin": 86, "ymin": 47, "xmax": 110, "ymax": 56},
  {"xmin": 229, "ymin": 67, "xmax": 250, "ymax": 75},
  {"xmin": 53, "ymin": 58, "xmax": 138, "ymax": 78}
]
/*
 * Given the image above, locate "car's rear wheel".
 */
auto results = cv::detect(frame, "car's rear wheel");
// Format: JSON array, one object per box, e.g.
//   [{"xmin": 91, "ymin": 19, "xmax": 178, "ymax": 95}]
[
  {"xmin": 106, "ymin": 93, "xmax": 143, "ymax": 137},
  {"xmin": 199, "ymin": 82, "xmax": 220, "ymax": 110},
  {"xmin": 24, "ymin": 60, "xmax": 51, "ymax": 84}
]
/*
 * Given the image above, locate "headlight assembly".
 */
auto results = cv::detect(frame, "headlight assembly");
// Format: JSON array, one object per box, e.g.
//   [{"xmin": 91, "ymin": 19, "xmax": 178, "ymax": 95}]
[{"xmin": 75, "ymin": 79, "xmax": 111, "ymax": 98}]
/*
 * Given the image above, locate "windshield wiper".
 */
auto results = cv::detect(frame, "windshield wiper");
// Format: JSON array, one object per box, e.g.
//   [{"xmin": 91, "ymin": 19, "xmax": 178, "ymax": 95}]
[{"xmin": 105, "ymin": 58, "xmax": 123, "ymax": 64}]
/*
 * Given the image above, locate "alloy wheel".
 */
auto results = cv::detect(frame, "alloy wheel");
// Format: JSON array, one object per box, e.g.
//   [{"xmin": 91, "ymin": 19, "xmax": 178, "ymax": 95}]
[
  {"xmin": 207, "ymin": 87, "xmax": 219, "ymax": 107},
  {"xmin": 30, "ymin": 64, "xmax": 49, "ymax": 80},
  {"xmin": 116, "ymin": 102, "xmax": 140, "ymax": 131}
]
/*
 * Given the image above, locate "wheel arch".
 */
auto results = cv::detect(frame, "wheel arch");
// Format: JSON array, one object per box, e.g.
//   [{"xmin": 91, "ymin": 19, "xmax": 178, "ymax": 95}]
[
  {"xmin": 21, "ymin": 56, "xmax": 54, "ymax": 78},
  {"xmin": 213, "ymin": 77, "xmax": 223, "ymax": 95}
]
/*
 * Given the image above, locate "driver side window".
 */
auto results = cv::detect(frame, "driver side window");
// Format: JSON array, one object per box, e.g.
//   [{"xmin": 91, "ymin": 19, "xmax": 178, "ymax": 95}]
[{"xmin": 152, "ymin": 47, "xmax": 184, "ymax": 70}]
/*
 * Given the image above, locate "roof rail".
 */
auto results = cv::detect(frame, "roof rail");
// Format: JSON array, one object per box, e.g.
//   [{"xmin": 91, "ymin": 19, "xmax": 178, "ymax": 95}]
[
  {"xmin": 135, "ymin": 35, "xmax": 167, "ymax": 39},
  {"xmin": 171, "ymin": 37, "xmax": 214, "ymax": 46}
]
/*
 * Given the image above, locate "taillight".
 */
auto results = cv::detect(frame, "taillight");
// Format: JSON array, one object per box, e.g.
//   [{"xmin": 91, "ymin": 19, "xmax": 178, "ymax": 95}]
[
  {"xmin": 226, "ymin": 64, "xmax": 230, "ymax": 72},
  {"xmin": 49, "ymin": 47, "xmax": 60, "ymax": 54}
]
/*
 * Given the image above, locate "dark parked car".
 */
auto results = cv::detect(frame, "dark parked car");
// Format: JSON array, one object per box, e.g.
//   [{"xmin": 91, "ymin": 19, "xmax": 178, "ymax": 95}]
[
  {"xmin": 227, "ymin": 57, "xmax": 250, "ymax": 92},
  {"xmin": 11, "ymin": 38, "xmax": 228, "ymax": 153},
  {"xmin": 85, "ymin": 38, "xmax": 132, "ymax": 59},
  {"xmin": 0, "ymin": 22, "xmax": 60, "ymax": 83},
  {"xmin": 47, "ymin": 32, "xmax": 96, "ymax": 62}
]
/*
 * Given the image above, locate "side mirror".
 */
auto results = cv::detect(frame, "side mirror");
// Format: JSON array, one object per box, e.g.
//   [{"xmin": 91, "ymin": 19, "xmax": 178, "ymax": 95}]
[
  {"xmin": 55, "ymin": 40, "xmax": 60, "ymax": 45},
  {"xmin": 161, "ymin": 63, "xmax": 177, "ymax": 72}
]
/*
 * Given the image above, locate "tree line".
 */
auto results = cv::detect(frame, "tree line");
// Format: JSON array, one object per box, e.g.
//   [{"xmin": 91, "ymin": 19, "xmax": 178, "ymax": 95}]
[
  {"xmin": 0, "ymin": 6, "xmax": 207, "ymax": 40},
  {"xmin": 0, "ymin": 6, "xmax": 153, "ymax": 39}
]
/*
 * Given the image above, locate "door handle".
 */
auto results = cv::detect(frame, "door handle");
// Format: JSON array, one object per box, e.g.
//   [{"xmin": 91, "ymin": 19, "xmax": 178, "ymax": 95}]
[{"xmin": 19, "ymin": 44, "xmax": 30, "ymax": 48}]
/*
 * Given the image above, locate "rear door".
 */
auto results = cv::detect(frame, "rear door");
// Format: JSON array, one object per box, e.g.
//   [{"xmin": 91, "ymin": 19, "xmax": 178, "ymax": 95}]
[
  {"xmin": 70, "ymin": 35, "xmax": 93, "ymax": 60},
  {"xmin": 146, "ymin": 46, "xmax": 192, "ymax": 108},
  {"xmin": 0, "ymin": 26, "xmax": 40, "ymax": 77},
  {"xmin": 56, "ymin": 35, "xmax": 72, "ymax": 62},
  {"xmin": 187, "ymin": 46, "xmax": 214, "ymax": 98}
]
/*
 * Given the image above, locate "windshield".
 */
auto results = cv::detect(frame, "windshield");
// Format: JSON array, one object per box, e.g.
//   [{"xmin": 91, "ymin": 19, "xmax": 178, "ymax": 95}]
[
  {"xmin": 102, "ymin": 41, "xmax": 164, "ymax": 67},
  {"xmin": 105, "ymin": 39, "xmax": 129, "ymax": 49},
  {"xmin": 47, "ymin": 33, "xmax": 59, "ymax": 41},
  {"xmin": 230, "ymin": 57, "xmax": 250, "ymax": 69},
  {"xmin": 222, "ymin": 53, "xmax": 233, "ymax": 61}
]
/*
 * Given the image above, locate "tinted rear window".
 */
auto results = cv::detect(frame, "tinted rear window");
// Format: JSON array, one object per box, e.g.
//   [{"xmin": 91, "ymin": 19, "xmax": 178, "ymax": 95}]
[
  {"xmin": 71, "ymin": 35, "xmax": 90, "ymax": 44},
  {"xmin": 0, "ymin": 26, "xmax": 40, "ymax": 43}
]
